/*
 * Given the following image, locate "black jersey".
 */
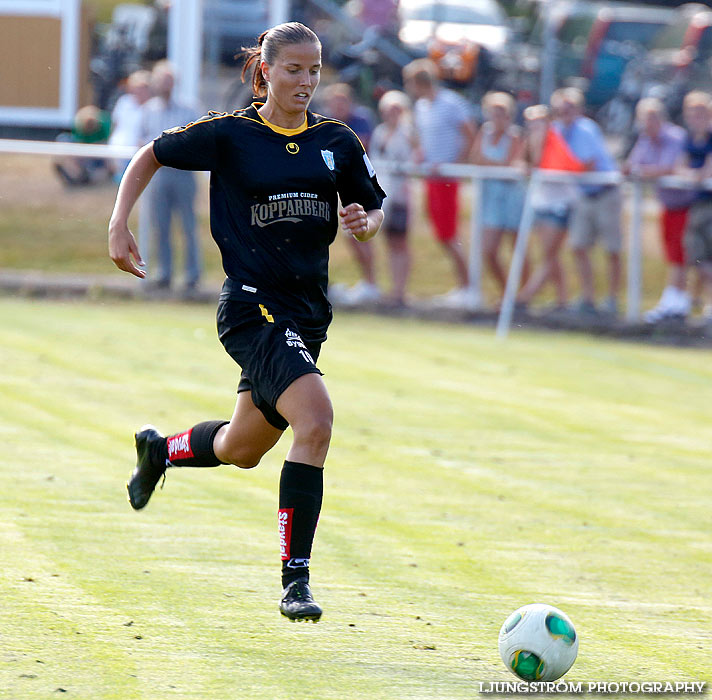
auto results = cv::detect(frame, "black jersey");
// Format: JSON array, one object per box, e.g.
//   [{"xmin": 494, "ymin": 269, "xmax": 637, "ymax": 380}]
[{"xmin": 152, "ymin": 104, "xmax": 386, "ymax": 343}]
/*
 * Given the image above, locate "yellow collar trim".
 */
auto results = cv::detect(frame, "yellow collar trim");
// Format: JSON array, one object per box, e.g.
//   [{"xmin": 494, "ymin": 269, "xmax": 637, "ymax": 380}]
[{"xmin": 257, "ymin": 108, "xmax": 308, "ymax": 136}]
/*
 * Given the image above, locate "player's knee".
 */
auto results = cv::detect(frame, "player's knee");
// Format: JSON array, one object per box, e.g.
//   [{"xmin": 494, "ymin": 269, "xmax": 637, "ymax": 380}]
[
  {"xmin": 293, "ymin": 411, "xmax": 333, "ymax": 452},
  {"xmin": 233, "ymin": 456, "xmax": 261, "ymax": 470},
  {"xmin": 223, "ymin": 445, "xmax": 265, "ymax": 470}
]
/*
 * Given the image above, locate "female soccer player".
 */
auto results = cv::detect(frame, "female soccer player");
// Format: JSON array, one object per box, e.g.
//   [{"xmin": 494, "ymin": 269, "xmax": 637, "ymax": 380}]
[{"xmin": 107, "ymin": 22, "xmax": 385, "ymax": 621}]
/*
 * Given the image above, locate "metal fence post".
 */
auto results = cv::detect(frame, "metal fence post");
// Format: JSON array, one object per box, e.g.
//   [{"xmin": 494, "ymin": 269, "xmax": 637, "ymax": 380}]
[
  {"xmin": 626, "ymin": 179, "xmax": 644, "ymax": 322},
  {"xmin": 496, "ymin": 172, "xmax": 538, "ymax": 339},
  {"xmin": 468, "ymin": 175, "xmax": 484, "ymax": 308}
]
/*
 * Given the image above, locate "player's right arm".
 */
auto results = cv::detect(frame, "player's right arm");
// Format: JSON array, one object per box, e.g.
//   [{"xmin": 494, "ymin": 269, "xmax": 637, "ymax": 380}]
[{"xmin": 108, "ymin": 142, "xmax": 162, "ymax": 278}]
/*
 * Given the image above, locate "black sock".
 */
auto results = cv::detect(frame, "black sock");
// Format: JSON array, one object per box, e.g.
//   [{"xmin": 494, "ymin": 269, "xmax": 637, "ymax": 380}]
[
  {"xmin": 279, "ymin": 460, "xmax": 324, "ymax": 589},
  {"xmin": 164, "ymin": 420, "xmax": 228, "ymax": 467}
]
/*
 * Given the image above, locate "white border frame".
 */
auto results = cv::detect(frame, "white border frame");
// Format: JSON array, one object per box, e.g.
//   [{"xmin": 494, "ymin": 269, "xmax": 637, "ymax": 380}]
[{"xmin": 0, "ymin": 0, "xmax": 80, "ymax": 127}]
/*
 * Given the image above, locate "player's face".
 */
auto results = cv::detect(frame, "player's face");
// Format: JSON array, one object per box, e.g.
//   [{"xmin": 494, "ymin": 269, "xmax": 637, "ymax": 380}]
[{"xmin": 263, "ymin": 42, "xmax": 321, "ymax": 116}]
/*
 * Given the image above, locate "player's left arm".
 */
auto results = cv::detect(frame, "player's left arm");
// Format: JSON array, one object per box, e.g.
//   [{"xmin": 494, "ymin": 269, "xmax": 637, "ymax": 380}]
[
  {"xmin": 108, "ymin": 143, "xmax": 162, "ymax": 277},
  {"xmin": 339, "ymin": 203, "xmax": 383, "ymax": 241}
]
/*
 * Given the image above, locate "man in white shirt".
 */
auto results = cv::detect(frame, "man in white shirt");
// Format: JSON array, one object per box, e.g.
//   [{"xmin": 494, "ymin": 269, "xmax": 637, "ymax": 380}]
[{"xmin": 403, "ymin": 59, "xmax": 477, "ymax": 309}]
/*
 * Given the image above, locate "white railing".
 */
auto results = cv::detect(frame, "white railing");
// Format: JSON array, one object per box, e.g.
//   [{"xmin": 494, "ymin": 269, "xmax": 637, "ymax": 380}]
[
  {"xmin": 0, "ymin": 139, "xmax": 700, "ymax": 338},
  {"xmin": 0, "ymin": 139, "xmax": 137, "ymax": 159},
  {"xmin": 373, "ymin": 160, "xmax": 705, "ymax": 338}
]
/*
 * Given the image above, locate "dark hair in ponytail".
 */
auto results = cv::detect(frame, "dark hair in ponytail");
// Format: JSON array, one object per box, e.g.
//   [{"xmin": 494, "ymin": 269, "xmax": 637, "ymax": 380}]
[{"xmin": 240, "ymin": 22, "xmax": 320, "ymax": 98}]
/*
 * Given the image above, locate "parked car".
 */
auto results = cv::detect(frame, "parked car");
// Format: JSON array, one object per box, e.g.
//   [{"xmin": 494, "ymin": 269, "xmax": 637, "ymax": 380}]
[
  {"xmin": 648, "ymin": 4, "xmax": 712, "ymax": 89},
  {"xmin": 582, "ymin": 4, "xmax": 676, "ymax": 106},
  {"xmin": 528, "ymin": 0, "xmax": 595, "ymax": 83},
  {"xmin": 530, "ymin": 1, "xmax": 676, "ymax": 106}
]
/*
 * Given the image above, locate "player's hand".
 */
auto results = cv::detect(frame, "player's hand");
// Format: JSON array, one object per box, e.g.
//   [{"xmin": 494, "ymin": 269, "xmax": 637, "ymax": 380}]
[
  {"xmin": 108, "ymin": 221, "xmax": 146, "ymax": 278},
  {"xmin": 339, "ymin": 203, "xmax": 370, "ymax": 241}
]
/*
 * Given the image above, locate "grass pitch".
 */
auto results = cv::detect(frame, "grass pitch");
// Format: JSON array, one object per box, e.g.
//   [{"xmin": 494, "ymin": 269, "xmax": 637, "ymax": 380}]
[{"xmin": 0, "ymin": 297, "xmax": 709, "ymax": 699}]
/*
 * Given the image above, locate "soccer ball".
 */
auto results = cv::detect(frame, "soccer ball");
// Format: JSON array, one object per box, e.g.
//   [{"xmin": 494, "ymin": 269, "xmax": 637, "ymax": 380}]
[{"xmin": 498, "ymin": 603, "xmax": 578, "ymax": 682}]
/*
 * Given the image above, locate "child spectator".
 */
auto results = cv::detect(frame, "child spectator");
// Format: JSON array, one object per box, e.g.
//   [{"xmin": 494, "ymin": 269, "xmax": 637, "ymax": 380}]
[
  {"xmin": 471, "ymin": 91, "xmax": 529, "ymax": 301},
  {"xmin": 53, "ymin": 105, "xmax": 112, "ymax": 186},
  {"xmin": 677, "ymin": 91, "xmax": 712, "ymax": 322},
  {"xmin": 369, "ymin": 90, "xmax": 418, "ymax": 307},
  {"xmin": 515, "ymin": 104, "xmax": 584, "ymax": 312},
  {"xmin": 624, "ymin": 98, "xmax": 693, "ymax": 323}
]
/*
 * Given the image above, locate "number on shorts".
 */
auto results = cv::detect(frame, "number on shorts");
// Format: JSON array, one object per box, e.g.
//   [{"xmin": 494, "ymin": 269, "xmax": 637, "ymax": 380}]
[{"xmin": 299, "ymin": 349, "xmax": 315, "ymax": 364}]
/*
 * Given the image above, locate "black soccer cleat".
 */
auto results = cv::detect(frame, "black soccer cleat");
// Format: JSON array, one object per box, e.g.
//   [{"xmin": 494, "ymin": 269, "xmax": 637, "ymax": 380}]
[
  {"xmin": 127, "ymin": 425, "xmax": 167, "ymax": 510},
  {"xmin": 279, "ymin": 578, "xmax": 322, "ymax": 622}
]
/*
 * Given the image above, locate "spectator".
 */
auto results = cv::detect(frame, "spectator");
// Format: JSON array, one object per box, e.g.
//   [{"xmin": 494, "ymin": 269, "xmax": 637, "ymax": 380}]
[
  {"xmin": 320, "ymin": 82, "xmax": 374, "ymax": 148},
  {"xmin": 141, "ymin": 60, "xmax": 201, "ymax": 294},
  {"xmin": 369, "ymin": 90, "xmax": 418, "ymax": 307},
  {"xmin": 321, "ymin": 83, "xmax": 381, "ymax": 305},
  {"xmin": 471, "ymin": 91, "xmax": 529, "ymax": 301},
  {"xmin": 552, "ymin": 87, "xmax": 622, "ymax": 316},
  {"xmin": 53, "ymin": 105, "xmax": 112, "ymax": 186},
  {"xmin": 403, "ymin": 58, "xmax": 477, "ymax": 310},
  {"xmin": 515, "ymin": 104, "xmax": 583, "ymax": 311},
  {"xmin": 108, "ymin": 69, "xmax": 153, "ymax": 179},
  {"xmin": 624, "ymin": 98, "xmax": 693, "ymax": 323},
  {"xmin": 676, "ymin": 91, "xmax": 712, "ymax": 321}
]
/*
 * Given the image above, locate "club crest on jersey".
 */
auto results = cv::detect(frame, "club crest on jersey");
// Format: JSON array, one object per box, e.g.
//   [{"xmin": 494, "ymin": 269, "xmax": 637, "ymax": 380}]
[
  {"xmin": 321, "ymin": 149, "xmax": 335, "ymax": 170},
  {"xmin": 286, "ymin": 142, "xmax": 299, "ymax": 154}
]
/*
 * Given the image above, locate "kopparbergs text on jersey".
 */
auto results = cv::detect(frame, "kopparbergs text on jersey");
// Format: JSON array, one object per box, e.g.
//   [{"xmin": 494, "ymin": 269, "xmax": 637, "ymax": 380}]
[{"xmin": 251, "ymin": 197, "xmax": 331, "ymax": 227}]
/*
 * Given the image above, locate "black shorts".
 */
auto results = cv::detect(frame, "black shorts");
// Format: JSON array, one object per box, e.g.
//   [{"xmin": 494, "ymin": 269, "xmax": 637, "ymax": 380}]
[{"xmin": 216, "ymin": 297, "xmax": 323, "ymax": 430}]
